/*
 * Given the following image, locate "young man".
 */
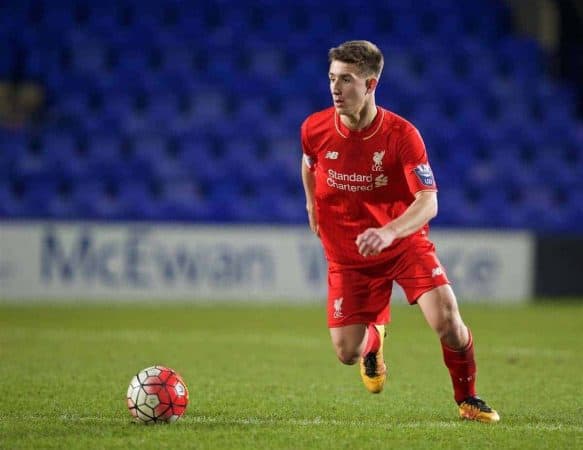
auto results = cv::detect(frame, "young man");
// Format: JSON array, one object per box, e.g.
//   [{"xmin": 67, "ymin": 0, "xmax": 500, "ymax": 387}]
[{"xmin": 300, "ymin": 40, "xmax": 499, "ymax": 423}]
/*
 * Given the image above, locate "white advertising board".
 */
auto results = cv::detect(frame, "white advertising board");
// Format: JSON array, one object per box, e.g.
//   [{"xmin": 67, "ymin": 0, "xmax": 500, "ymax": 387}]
[{"xmin": 0, "ymin": 222, "xmax": 533, "ymax": 302}]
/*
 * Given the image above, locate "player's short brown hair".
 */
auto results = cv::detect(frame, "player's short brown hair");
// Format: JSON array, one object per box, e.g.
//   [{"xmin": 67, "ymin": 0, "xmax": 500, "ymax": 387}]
[{"xmin": 328, "ymin": 40, "xmax": 384, "ymax": 78}]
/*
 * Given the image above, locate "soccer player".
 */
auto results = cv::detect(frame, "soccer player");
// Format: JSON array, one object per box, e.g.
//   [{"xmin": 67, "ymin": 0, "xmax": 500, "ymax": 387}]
[{"xmin": 300, "ymin": 40, "xmax": 499, "ymax": 423}]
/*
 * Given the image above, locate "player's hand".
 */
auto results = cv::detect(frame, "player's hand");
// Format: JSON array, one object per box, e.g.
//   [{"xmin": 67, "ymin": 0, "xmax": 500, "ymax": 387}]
[
  {"xmin": 356, "ymin": 227, "xmax": 397, "ymax": 257},
  {"xmin": 306, "ymin": 204, "xmax": 319, "ymax": 237}
]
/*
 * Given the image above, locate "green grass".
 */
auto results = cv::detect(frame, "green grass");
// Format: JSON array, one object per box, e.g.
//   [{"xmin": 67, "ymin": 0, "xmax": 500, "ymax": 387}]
[{"xmin": 0, "ymin": 301, "xmax": 582, "ymax": 449}]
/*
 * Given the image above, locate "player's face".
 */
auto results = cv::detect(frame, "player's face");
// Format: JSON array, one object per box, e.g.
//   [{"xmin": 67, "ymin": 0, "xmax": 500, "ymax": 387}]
[{"xmin": 329, "ymin": 60, "xmax": 371, "ymax": 116}]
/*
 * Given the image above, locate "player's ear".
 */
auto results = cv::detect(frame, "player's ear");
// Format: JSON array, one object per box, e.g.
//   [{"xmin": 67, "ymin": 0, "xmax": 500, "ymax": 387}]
[{"xmin": 366, "ymin": 78, "xmax": 378, "ymax": 93}]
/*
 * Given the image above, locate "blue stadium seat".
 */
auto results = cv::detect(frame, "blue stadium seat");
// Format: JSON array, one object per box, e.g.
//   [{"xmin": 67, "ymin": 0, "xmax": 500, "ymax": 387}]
[
  {"xmin": 497, "ymin": 36, "xmax": 544, "ymax": 80},
  {"xmin": 69, "ymin": 38, "xmax": 110, "ymax": 74},
  {"xmin": 70, "ymin": 179, "xmax": 127, "ymax": 219},
  {"xmin": 57, "ymin": 89, "xmax": 93, "ymax": 119},
  {"xmin": 159, "ymin": 43, "xmax": 195, "ymax": 75},
  {"xmin": 46, "ymin": 187, "xmax": 77, "ymax": 219},
  {"xmin": 19, "ymin": 179, "xmax": 60, "ymax": 218},
  {"xmin": 0, "ymin": 2, "xmax": 26, "ymax": 40},
  {"xmin": 126, "ymin": 132, "xmax": 169, "ymax": 177},
  {"xmin": 130, "ymin": 1, "xmax": 180, "ymax": 30},
  {"xmin": 0, "ymin": 131, "xmax": 27, "ymax": 176},
  {"xmin": 461, "ymin": 1, "xmax": 511, "ymax": 41},
  {"xmin": 0, "ymin": 41, "xmax": 17, "ymax": 77},
  {"xmin": 187, "ymin": 88, "xmax": 229, "ymax": 125},
  {"xmin": 247, "ymin": 47, "xmax": 286, "ymax": 79},
  {"xmin": 113, "ymin": 46, "xmax": 154, "ymax": 74},
  {"xmin": 391, "ymin": 13, "xmax": 421, "ymax": 43},
  {"xmin": 115, "ymin": 180, "xmax": 161, "ymax": 220},
  {"xmin": 433, "ymin": 186, "xmax": 474, "ymax": 226},
  {"xmin": 0, "ymin": 181, "xmax": 24, "ymax": 217},
  {"xmin": 41, "ymin": 131, "xmax": 88, "ymax": 179},
  {"xmin": 177, "ymin": 140, "xmax": 230, "ymax": 188},
  {"xmin": 278, "ymin": 98, "xmax": 313, "ymax": 130},
  {"xmin": 22, "ymin": 46, "xmax": 65, "ymax": 84},
  {"xmin": 99, "ymin": 91, "xmax": 134, "ymax": 121},
  {"xmin": 83, "ymin": 132, "xmax": 132, "ymax": 181},
  {"xmin": 13, "ymin": 138, "xmax": 60, "ymax": 180},
  {"xmin": 252, "ymin": 10, "xmax": 298, "ymax": 40}
]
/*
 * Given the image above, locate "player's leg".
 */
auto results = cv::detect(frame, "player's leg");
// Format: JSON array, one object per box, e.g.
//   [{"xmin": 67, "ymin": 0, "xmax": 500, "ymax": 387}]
[
  {"xmin": 416, "ymin": 285, "xmax": 500, "ymax": 423},
  {"xmin": 329, "ymin": 322, "xmax": 386, "ymax": 393},
  {"xmin": 329, "ymin": 323, "xmax": 384, "ymax": 363},
  {"xmin": 416, "ymin": 284, "xmax": 468, "ymax": 348},
  {"xmin": 396, "ymin": 238, "xmax": 499, "ymax": 422},
  {"xmin": 329, "ymin": 324, "xmax": 366, "ymax": 365},
  {"xmin": 358, "ymin": 322, "xmax": 386, "ymax": 393},
  {"xmin": 327, "ymin": 266, "xmax": 390, "ymax": 393}
]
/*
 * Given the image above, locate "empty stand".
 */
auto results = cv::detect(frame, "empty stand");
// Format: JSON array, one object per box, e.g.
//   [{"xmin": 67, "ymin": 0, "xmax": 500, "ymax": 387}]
[{"xmin": 0, "ymin": 0, "xmax": 581, "ymax": 230}]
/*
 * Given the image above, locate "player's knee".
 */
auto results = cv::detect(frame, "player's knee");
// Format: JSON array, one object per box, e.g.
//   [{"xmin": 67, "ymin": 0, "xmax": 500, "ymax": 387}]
[
  {"xmin": 435, "ymin": 317, "xmax": 454, "ymax": 339},
  {"xmin": 330, "ymin": 325, "xmax": 366, "ymax": 365},
  {"xmin": 436, "ymin": 316, "xmax": 467, "ymax": 348},
  {"xmin": 335, "ymin": 346, "xmax": 360, "ymax": 365}
]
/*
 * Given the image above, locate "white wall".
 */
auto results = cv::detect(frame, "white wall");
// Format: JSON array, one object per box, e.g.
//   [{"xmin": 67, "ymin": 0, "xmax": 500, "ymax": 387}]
[{"xmin": 0, "ymin": 222, "xmax": 534, "ymax": 302}]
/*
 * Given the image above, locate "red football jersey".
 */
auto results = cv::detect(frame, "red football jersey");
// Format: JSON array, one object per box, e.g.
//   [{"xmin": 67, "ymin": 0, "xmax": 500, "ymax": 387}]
[{"xmin": 301, "ymin": 106, "xmax": 438, "ymax": 267}]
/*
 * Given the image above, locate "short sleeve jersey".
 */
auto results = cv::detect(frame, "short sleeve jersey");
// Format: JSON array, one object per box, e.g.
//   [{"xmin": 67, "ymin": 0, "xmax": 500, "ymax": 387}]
[{"xmin": 301, "ymin": 106, "xmax": 437, "ymax": 267}]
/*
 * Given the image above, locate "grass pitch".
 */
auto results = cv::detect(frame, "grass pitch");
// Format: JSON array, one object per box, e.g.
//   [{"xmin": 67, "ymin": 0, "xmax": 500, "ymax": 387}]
[{"xmin": 0, "ymin": 300, "xmax": 582, "ymax": 449}]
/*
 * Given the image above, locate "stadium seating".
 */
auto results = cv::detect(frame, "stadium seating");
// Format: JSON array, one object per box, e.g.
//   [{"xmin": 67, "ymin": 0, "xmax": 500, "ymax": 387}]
[{"xmin": 1, "ymin": 0, "xmax": 582, "ymax": 231}]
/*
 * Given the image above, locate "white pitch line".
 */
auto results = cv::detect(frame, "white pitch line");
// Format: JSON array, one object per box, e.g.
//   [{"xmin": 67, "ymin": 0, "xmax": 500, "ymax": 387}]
[
  {"xmin": 5, "ymin": 415, "xmax": 567, "ymax": 432},
  {"xmin": 186, "ymin": 417, "xmax": 582, "ymax": 432}
]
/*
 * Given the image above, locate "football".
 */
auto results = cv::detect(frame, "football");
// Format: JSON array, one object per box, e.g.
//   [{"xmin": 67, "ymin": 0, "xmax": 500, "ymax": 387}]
[{"xmin": 126, "ymin": 365, "xmax": 189, "ymax": 424}]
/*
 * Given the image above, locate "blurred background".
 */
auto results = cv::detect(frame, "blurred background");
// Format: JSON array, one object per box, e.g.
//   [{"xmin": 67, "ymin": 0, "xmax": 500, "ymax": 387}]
[{"xmin": 0, "ymin": 0, "xmax": 582, "ymax": 300}]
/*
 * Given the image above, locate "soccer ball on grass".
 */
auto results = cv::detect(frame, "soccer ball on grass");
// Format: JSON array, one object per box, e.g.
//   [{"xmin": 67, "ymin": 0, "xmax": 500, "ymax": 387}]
[{"xmin": 126, "ymin": 365, "xmax": 189, "ymax": 424}]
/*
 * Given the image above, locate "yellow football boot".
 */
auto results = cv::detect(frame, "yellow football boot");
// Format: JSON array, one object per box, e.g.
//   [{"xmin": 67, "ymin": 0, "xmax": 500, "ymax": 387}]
[
  {"xmin": 359, "ymin": 324, "xmax": 386, "ymax": 394},
  {"xmin": 458, "ymin": 397, "xmax": 500, "ymax": 423}
]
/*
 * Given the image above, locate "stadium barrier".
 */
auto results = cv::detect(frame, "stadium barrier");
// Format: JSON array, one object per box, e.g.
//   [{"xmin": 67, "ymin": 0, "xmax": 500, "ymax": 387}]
[
  {"xmin": 535, "ymin": 235, "xmax": 583, "ymax": 297},
  {"xmin": 0, "ymin": 222, "xmax": 534, "ymax": 303}
]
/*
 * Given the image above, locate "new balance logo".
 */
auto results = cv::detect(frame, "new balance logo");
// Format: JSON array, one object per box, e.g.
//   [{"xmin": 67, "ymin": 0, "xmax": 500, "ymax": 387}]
[
  {"xmin": 374, "ymin": 174, "xmax": 388, "ymax": 187},
  {"xmin": 325, "ymin": 151, "xmax": 339, "ymax": 160}
]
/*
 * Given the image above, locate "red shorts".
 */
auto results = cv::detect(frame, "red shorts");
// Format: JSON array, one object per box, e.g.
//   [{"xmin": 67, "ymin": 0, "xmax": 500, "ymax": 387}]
[{"xmin": 327, "ymin": 238, "xmax": 449, "ymax": 328}]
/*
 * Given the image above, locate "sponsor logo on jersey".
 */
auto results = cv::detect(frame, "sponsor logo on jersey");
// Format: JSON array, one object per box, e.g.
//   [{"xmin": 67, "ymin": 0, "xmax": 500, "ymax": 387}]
[
  {"xmin": 414, "ymin": 164, "xmax": 435, "ymax": 186},
  {"xmin": 326, "ymin": 169, "xmax": 389, "ymax": 192},
  {"xmin": 374, "ymin": 174, "xmax": 388, "ymax": 187},
  {"xmin": 327, "ymin": 169, "xmax": 374, "ymax": 191},
  {"xmin": 325, "ymin": 151, "xmax": 339, "ymax": 159},
  {"xmin": 372, "ymin": 150, "xmax": 385, "ymax": 172},
  {"xmin": 432, "ymin": 266, "xmax": 443, "ymax": 277}
]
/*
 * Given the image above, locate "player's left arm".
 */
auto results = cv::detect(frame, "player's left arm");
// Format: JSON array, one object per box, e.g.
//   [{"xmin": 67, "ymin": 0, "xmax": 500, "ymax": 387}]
[
  {"xmin": 356, "ymin": 191, "xmax": 437, "ymax": 257},
  {"xmin": 357, "ymin": 126, "xmax": 437, "ymax": 257}
]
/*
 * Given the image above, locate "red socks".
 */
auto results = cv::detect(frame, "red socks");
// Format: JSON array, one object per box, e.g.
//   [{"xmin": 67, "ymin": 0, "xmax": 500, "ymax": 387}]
[
  {"xmin": 362, "ymin": 323, "xmax": 381, "ymax": 355},
  {"xmin": 362, "ymin": 324, "xmax": 477, "ymax": 403},
  {"xmin": 441, "ymin": 329, "xmax": 477, "ymax": 404}
]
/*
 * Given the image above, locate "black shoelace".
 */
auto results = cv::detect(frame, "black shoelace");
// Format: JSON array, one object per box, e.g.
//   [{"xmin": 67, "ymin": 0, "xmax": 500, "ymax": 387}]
[
  {"xmin": 463, "ymin": 397, "xmax": 492, "ymax": 412},
  {"xmin": 363, "ymin": 352, "xmax": 378, "ymax": 377}
]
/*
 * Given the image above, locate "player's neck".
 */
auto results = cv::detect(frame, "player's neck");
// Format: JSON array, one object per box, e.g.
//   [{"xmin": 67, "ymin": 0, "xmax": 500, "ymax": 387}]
[{"xmin": 340, "ymin": 101, "xmax": 377, "ymax": 131}]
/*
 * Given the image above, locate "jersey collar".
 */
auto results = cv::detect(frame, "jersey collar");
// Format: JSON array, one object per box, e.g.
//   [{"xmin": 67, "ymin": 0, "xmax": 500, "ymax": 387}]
[{"xmin": 334, "ymin": 106, "xmax": 384, "ymax": 140}]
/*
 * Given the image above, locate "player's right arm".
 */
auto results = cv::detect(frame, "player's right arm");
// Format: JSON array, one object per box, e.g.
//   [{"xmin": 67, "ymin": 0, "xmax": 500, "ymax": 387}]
[
  {"xmin": 300, "ymin": 118, "xmax": 319, "ymax": 236},
  {"xmin": 301, "ymin": 156, "xmax": 319, "ymax": 236}
]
